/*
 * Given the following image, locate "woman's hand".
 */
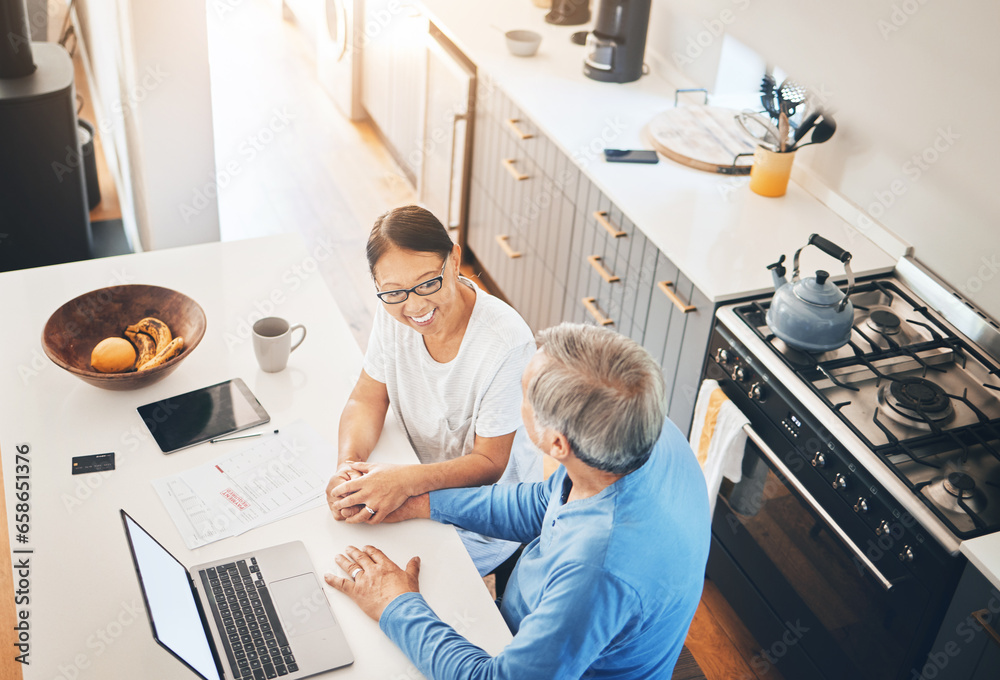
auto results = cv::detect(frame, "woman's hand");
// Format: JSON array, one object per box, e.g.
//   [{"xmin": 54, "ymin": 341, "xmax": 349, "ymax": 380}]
[
  {"xmin": 324, "ymin": 545, "xmax": 421, "ymax": 622},
  {"xmin": 326, "ymin": 463, "xmax": 365, "ymax": 521},
  {"xmin": 329, "ymin": 462, "xmax": 413, "ymax": 524}
]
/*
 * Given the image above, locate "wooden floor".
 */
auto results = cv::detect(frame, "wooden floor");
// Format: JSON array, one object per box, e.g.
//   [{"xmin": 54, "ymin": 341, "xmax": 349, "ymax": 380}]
[{"xmin": 0, "ymin": 2, "xmax": 779, "ymax": 679}]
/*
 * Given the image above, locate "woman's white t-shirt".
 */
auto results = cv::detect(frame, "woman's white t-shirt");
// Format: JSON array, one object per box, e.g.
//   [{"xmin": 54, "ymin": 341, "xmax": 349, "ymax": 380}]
[{"xmin": 363, "ymin": 278, "xmax": 540, "ymax": 573}]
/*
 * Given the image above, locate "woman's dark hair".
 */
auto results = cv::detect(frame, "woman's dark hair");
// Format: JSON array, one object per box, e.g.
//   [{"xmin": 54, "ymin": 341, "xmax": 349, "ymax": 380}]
[{"xmin": 366, "ymin": 205, "xmax": 454, "ymax": 277}]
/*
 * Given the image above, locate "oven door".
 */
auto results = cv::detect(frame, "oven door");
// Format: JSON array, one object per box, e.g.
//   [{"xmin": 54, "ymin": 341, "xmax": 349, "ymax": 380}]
[{"xmin": 709, "ymin": 421, "xmax": 934, "ymax": 680}]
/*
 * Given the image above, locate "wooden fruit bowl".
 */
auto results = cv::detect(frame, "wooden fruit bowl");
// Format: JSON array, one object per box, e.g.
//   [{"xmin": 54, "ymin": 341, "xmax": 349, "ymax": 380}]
[{"xmin": 42, "ymin": 285, "xmax": 207, "ymax": 390}]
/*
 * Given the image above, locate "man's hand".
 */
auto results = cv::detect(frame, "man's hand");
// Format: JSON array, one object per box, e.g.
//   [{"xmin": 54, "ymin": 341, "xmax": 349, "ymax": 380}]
[
  {"xmin": 326, "ymin": 462, "xmax": 365, "ymax": 520},
  {"xmin": 329, "ymin": 462, "xmax": 413, "ymax": 524},
  {"xmin": 324, "ymin": 545, "xmax": 421, "ymax": 622}
]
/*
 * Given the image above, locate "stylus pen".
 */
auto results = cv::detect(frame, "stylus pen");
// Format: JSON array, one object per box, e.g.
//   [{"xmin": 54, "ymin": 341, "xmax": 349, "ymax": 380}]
[{"xmin": 211, "ymin": 429, "xmax": 279, "ymax": 444}]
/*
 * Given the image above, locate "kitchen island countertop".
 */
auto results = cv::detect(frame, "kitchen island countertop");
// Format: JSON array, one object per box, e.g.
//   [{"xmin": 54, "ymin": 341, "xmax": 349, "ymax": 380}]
[{"xmin": 418, "ymin": 0, "xmax": 897, "ymax": 302}]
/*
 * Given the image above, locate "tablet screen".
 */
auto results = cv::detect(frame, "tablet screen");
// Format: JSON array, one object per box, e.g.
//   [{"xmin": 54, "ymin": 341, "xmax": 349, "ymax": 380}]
[{"xmin": 137, "ymin": 378, "xmax": 269, "ymax": 453}]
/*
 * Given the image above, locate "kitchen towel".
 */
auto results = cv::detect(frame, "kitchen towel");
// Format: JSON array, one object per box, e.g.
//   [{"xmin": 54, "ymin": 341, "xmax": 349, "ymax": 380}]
[{"xmin": 689, "ymin": 379, "xmax": 749, "ymax": 515}]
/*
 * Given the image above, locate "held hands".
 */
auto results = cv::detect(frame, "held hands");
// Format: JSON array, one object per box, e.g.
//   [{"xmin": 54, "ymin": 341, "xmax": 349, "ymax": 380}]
[
  {"xmin": 326, "ymin": 463, "xmax": 365, "ymax": 520},
  {"xmin": 324, "ymin": 545, "xmax": 421, "ymax": 622},
  {"xmin": 329, "ymin": 462, "xmax": 412, "ymax": 524}
]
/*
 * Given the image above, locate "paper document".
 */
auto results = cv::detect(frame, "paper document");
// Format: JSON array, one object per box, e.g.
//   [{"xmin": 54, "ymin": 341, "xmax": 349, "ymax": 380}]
[{"xmin": 153, "ymin": 420, "xmax": 335, "ymax": 548}]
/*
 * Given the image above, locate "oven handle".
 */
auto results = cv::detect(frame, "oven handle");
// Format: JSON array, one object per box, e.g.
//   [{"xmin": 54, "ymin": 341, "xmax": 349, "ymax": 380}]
[{"xmin": 742, "ymin": 423, "xmax": 896, "ymax": 593}]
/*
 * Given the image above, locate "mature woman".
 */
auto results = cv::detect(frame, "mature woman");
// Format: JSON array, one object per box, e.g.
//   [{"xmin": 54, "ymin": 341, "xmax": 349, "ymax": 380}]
[{"xmin": 326, "ymin": 205, "xmax": 538, "ymax": 575}]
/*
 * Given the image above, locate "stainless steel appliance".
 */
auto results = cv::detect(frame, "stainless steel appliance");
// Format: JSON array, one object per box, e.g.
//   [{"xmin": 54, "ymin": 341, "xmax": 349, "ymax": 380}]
[
  {"xmin": 419, "ymin": 24, "xmax": 475, "ymax": 234},
  {"xmin": 583, "ymin": 0, "xmax": 651, "ymax": 84},
  {"xmin": 702, "ymin": 255, "xmax": 1000, "ymax": 679}
]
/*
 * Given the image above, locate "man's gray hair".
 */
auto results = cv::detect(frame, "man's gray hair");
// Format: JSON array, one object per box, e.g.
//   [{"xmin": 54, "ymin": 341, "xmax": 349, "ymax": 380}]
[{"xmin": 528, "ymin": 323, "xmax": 666, "ymax": 475}]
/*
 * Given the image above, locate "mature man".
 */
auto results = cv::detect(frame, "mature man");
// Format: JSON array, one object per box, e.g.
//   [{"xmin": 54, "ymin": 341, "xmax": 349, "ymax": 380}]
[{"xmin": 325, "ymin": 323, "xmax": 711, "ymax": 678}]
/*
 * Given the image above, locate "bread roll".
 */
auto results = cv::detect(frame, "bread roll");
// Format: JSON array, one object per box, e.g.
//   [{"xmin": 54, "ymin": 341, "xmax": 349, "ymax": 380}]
[{"xmin": 91, "ymin": 337, "xmax": 137, "ymax": 373}]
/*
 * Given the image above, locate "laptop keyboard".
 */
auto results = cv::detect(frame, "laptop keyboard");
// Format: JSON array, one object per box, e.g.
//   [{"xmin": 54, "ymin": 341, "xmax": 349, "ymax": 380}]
[{"xmin": 199, "ymin": 558, "xmax": 299, "ymax": 679}]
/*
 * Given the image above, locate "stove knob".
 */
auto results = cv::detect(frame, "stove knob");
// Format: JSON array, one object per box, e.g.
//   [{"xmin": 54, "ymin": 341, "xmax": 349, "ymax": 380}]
[
  {"xmin": 876, "ymin": 520, "xmax": 891, "ymax": 536},
  {"xmin": 811, "ymin": 452, "xmax": 827, "ymax": 468},
  {"xmin": 854, "ymin": 498, "xmax": 869, "ymax": 514},
  {"xmin": 716, "ymin": 348, "xmax": 732, "ymax": 365},
  {"xmin": 898, "ymin": 546, "xmax": 915, "ymax": 563},
  {"xmin": 732, "ymin": 365, "xmax": 746, "ymax": 382},
  {"xmin": 748, "ymin": 382, "xmax": 767, "ymax": 403},
  {"xmin": 832, "ymin": 474, "xmax": 847, "ymax": 490}
]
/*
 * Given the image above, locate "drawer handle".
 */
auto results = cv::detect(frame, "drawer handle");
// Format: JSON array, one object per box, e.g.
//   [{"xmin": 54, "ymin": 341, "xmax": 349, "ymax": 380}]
[
  {"xmin": 658, "ymin": 280, "xmax": 696, "ymax": 313},
  {"xmin": 587, "ymin": 255, "xmax": 620, "ymax": 283},
  {"xmin": 582, "ymin": 297, "xmax": 614, "ymax": 326},
  {"xmin": 593, "ymin": 211, "xmax": 626, "ymax": 238},
  {"xmin": 972, "ymin": 610, "xmax": 1000, "ymax": 648},
  {"xmin": 506, "ymin": 118, "xmax": 534, "ymax": 140},
  {"xmin": 502, "ymin": 158, "xmax": 529, "ymax": 181},
  {"xmin": 496, "ymin": 234, "xmax": 522, "ymax": 259}
]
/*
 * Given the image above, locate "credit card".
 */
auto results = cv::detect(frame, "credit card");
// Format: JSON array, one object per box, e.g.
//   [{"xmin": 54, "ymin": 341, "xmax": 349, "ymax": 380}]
[{"xmin": 72, "ymin": 452, "xmax": 115, "ymax": 475}]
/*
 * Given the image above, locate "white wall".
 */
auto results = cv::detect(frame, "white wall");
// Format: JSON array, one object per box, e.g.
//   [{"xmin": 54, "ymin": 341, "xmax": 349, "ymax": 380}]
[
  {"xmin": 646, "ymin": 0, "xmax": 1000, "ymax": 323},
  {"xmin": 75, "ymin": 0, "xmax": 220, "ymax": 251}
]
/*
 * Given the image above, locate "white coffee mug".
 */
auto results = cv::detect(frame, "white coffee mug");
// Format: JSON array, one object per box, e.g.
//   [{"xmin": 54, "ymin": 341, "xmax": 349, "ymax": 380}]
[{"xmin": 252, "ymin": 317, "xmax": 306, "ymax": 372}]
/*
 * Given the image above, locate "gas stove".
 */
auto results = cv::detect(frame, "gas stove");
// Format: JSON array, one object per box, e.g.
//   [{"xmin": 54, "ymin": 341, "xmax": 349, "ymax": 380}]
[
  {"xmin": 705, "ymin": 255, "xmax": 1000, "ymax": 680},
  {"xmin": 716, "ymin": 258, "xmax": 1000, "ymax": 551}
]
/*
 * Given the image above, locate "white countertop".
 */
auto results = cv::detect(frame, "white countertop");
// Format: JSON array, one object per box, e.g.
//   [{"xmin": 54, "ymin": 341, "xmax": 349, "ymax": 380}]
[
  {"xmin": 961, "ymin": 535, "xmax": 1000, "ymax": 591},
  {"xmin": 419, "ymin": 0, "xmax": 896, "ymax": 301},
  {"xmin": 0, "ymin": 235, "xmax": 511, "ymax": 678}
]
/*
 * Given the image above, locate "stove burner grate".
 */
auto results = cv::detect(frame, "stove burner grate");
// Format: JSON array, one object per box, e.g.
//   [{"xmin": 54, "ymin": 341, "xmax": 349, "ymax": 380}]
[
  {"xmin": 924, "ymin": 470, "xmax": 988, "ymax": 517},
  {"xmin": 878, "ymin": 378, "xmax": 955, "ymax": 431}
]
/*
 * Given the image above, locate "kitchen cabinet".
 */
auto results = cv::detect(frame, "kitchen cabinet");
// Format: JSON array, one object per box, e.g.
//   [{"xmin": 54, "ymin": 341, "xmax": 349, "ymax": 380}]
[
  {"xmin": 465, "ymin": 80, "xmax": 713, "ymax": 435},
  {"xmin": 925, "ymin": 562, "xmax": 1000, "ymax": 680},
  {"xmin": 361, "ymin": 0, "xmax": 428, "ymax": 186}
]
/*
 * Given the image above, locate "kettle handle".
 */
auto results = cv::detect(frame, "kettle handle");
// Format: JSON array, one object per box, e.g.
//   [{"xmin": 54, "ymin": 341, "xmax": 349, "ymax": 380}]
[{"xmin": 791, "ymin": 234, "xmax": 855, "ymax": 311}]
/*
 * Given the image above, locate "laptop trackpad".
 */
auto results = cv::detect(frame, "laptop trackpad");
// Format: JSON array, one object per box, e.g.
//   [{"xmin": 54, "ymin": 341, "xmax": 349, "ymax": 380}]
[{"xmin": 270, "ymin": 574, "xmax": 336, "ymax": 637}]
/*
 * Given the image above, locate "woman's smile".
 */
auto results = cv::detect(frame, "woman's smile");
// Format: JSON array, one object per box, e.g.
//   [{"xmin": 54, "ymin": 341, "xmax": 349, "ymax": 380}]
[{"xmin": 406, "ymin": 308, "xmax": 437, "ymax": 326}]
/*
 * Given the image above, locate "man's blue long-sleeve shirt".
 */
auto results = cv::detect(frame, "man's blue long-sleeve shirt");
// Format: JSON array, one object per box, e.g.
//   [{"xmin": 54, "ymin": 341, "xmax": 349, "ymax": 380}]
[{"xmin": 378, "ymin": 418, "xmax": 711, "ymax": 679}]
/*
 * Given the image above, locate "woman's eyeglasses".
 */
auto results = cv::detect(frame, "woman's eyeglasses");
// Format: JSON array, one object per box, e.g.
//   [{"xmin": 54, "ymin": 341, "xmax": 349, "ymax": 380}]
[{"xmin": 376, "ymin": 260, "xmax": 448, "ymax": 304}]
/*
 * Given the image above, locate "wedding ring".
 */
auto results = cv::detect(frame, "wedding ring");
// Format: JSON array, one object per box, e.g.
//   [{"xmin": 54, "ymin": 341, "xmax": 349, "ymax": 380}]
[
  {"xmin": 350, "ymin": 566, "xmax": 363, "ymax": 580},
  {"xmin": 365, "ymin": 506, "xmax": 377, "ymax": 516}
]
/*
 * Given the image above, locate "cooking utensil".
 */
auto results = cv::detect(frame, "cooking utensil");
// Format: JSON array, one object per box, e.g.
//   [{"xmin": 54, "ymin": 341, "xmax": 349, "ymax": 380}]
[
  {"xmin": 777, "ymin": 78, "xmax": 808, "ymax": 117},
  {"xmin": 791, "ymin": 115, "xmax": 837, "ymax": 150},
  {"xmin": 792, "ymin": 111, "xmax": 820, "ymax": 147},
  {"xmin": 778, "ymin": 110, "xmax": 789, "ymax": 152},
  {"xmin": 735, "ymin": 110, "xmax": 781, "ymax": 151},
  {"xmin": 765, "ymin": 234, "xmax": 855, "ymax": 352},
  {"xmin": 760, "ymin": 68, "xmax": 778, "ymax": 120}
]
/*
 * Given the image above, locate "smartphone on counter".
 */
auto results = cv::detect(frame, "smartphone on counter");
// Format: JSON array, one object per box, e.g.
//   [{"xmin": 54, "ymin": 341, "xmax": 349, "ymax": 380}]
[{"xmin": 604, "ymin": 149, "xmax": 659, "ymax": 164}]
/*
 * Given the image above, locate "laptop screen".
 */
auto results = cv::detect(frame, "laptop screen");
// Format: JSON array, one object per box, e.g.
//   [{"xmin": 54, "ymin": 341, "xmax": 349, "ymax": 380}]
[{"xmin": 122, "ymin": 512, "xmax": 222, "ymax": 680}]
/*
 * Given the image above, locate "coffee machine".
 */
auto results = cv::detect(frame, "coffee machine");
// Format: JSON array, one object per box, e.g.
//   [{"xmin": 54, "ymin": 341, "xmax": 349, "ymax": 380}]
[{"xmin": 583, "ymin": 0, "xmax": 651, "ymax": 84}]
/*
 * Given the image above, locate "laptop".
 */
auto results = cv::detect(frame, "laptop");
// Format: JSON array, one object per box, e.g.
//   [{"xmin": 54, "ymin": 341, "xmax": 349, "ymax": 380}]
[{"xmin": 121, "ymin": 510, "xmax": 353, "ymax": 679}]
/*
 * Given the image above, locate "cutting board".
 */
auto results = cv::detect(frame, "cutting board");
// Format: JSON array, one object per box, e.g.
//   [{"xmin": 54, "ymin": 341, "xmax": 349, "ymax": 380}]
[{"xmin": 645, "ymin": 106, "xmax": 756, "ymax": 175}]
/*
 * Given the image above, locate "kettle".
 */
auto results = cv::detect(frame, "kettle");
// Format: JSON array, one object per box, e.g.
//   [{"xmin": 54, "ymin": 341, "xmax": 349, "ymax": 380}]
[{"xmin": 766, "ymin": 234, "xmax": 855, "ymax": 353}]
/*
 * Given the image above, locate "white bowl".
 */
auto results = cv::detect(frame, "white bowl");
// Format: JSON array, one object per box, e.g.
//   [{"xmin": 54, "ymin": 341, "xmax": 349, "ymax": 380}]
[{"xmin": 505, "ymin": 30, "xmax": 542, "ymax": 57}]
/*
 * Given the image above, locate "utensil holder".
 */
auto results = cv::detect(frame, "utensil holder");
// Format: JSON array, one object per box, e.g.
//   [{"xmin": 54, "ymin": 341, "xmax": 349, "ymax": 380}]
[{"xmin": 749, "ymin": 146, "xmax": 796, "ymax": 197}]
